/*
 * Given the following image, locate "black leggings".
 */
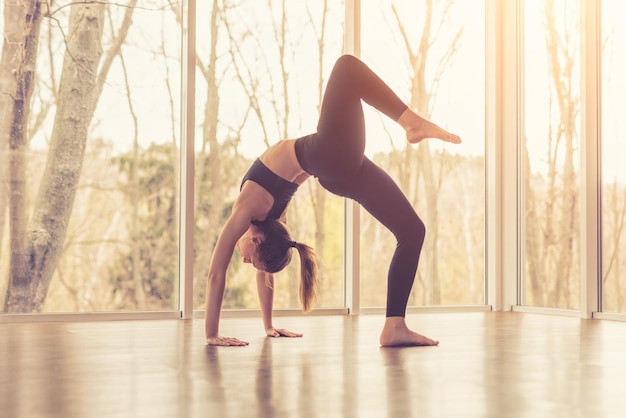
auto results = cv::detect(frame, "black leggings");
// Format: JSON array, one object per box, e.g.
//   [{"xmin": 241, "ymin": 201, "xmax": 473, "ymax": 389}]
[{"xmin": 294, "ymin": 55, "xmax": 425, "ymax": 317}]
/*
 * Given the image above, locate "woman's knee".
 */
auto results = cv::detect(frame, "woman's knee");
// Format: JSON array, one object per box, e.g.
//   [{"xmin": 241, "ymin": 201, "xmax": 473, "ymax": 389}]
[
  {"xmin": 336, "ymin": 54, "xmax": 358, "ymax": 65},
  {"xmin": 397, "ymin": 216, "xmax": 426, "ymax": 249},
  {"xmin": 334, "ymin": 54, "xmax": 361, "ymax": 75}
]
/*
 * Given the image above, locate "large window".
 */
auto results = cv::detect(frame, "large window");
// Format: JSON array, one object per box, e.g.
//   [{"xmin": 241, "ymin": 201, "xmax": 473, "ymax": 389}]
[
  {"xmin": 360, "ymin": 0, "xmax": 486, "ymax": 308},
  {"xmin": 192, "ymin": 1, "xmax": 346, "ymax": 311},
  {"xmin": 0, "ymin": 2, "xmax": 180, "ymax": 313},
  {"xmin": 521, "ymin": 0, "xmax": 581, "ymax": 309},
  {"xmin": 601, "ymin": 0, "xmax": 626, "ymax": 314},
  {"xmin": 5, "ymin": 1, "xmax": 622, "ymax": 320}
]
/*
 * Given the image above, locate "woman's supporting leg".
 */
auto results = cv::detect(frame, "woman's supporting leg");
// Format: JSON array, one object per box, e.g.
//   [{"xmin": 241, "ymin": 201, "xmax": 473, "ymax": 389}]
[
  {"xmin": 340, "ymin": 158, "xmax": 438, "ymax": 346},
  {"xmin": 344, "ymin": 158, "xmax": 423, "ymax": 313}
]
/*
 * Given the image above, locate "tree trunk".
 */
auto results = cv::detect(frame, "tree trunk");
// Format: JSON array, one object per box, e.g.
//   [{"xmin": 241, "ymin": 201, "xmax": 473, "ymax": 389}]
[
  {"xmin": 395, "ymin": 0, "xmax": 446, "ymax": 305},
  {"xmin": 6, "ymin": 0, "xmax": 45, "ymax": 312},
  {"xmin": 6, "ymin": 2, "xmax": 106, "ymax": 312},
  {"xmin": 0, "ymin": 1, "xmax": 28, "ymax": 289},
  {"xmin": 544, "ymin": 0, "xmax": 578, "ymax": 308},
  {"xmin": 415, "ymin": 142, "xmax": 440, "ymax": 304},
  {"xmin": 523, "ymin": 140, "xmax": 544, "ymax": 306},
  {"xmin": 312, "ymin": 2, "xmax": 328, "ymax": 299},
  {"xmin": 196, "ymin": 0, "xmax": 222, "ymax": 298}
]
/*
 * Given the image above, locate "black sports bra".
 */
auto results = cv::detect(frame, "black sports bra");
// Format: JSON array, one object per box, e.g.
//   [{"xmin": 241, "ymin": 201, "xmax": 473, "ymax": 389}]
[{"xmin": 240, "ymin": 159, "xmax": 299, "ymax": 220}]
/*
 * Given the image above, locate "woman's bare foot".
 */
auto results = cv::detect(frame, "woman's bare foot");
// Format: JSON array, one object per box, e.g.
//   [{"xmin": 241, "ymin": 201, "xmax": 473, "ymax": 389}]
[
  {"xmin": 379, "ymin": 316, "xmax": 439, "ymax": 347},
  {"xmin": 397, "ymin": 108, "xmax": 461, "ymax": 145}
]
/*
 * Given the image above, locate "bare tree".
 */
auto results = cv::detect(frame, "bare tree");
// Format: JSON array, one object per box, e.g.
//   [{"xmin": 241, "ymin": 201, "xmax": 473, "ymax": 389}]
[
  {"xmin": 215, "ymin": 0, "xmax": 337, "ymax": 308},
  {"xmin": 192, "ymin": 0, "xmax": 241, "ymax": 305},
  {"xmin": 523, "ymin": 0, "xmax": 579, "ymax": 308},
  {"xmin": 0, "ymin": 1, "xmax": 28, "ymax": 288},
  {"xmin": 602, "ymin": 181, "xmax": 626, "ymax": 310},
  {"xmin": 304, "ymin": 0, "xmax": 331, "ymax": 304},
  {"xmin": 6, "ymin": 1, "xmax": 106, "ymax": 312},
  {"xmin": 5, "ymin": 0, "xmax": 138, "ymax": 312},
  {"xmin": 391, "ymin": 0, "xmax": 463, "ymax": 304}
]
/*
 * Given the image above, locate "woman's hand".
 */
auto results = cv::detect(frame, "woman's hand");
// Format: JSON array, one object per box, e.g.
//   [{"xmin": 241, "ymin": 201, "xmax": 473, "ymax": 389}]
[
  {"xmin": 266, "ymin": 328, "xmax": 303, "ymax": 338},
  {"xmin": 206, "ymin": 336, "xmax": 249, "ymax": 346}
]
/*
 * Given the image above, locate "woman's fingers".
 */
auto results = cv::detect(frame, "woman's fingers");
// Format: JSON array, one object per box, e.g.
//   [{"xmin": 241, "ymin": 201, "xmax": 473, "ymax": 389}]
[
  {"xmin": 206, "ymin": 329, "xmax": 305, "ymax": 345},
  {"xmin": 206, "ymin": 336, "xmax": 249, "ymax": 346},
  {"xmin": 270, "ymin": 328, "xmax": 303, "ymax": 338}
]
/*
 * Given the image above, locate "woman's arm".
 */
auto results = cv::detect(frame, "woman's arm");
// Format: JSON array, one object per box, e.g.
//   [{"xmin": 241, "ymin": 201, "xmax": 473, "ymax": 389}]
[
  {"xmin": 256, "ymin": 265, "xmax": 303, "ymax": 339},
  {"xmin": 256, "ymin": 271, "xmax": 275, "ymax": 331},
  {"xmin": 205, "ymin": 208, "xmax": 252, "ymax": 346}
]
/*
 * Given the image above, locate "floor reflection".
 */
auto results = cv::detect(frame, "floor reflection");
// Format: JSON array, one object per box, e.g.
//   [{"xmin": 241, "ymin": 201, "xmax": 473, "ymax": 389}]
[
  {"xmin": 204, "ymin": 346, "xmax": 228, "ymax": 416},
  {"xmin": 381, "ymin": 348, "xmax": 413, "ymax": 418},
  {"xmin": 255, "ymin": 337, "xmax": 275, "ymax": 418},
  {"xmin": 4, "ymin": 313, "xmax": 626, "ymax": 417}
]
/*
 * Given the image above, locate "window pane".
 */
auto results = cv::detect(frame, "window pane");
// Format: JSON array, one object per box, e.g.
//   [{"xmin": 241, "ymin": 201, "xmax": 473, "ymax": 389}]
[
  {"xmin": 360, "ymin": 0, "xmax": 486, "ymax": 308},
  {"xmin": 521, "ymin": 0, "xmax": 580, "ymax": 309},
  {"xmin": 193, "ymin": 1, "xmax": 346, "ymax": 311},
  {"xmin": 0, "ymin": 2, "xmax": 180, "ymax": 313},
  {"xmin": 601, "ymin": 0, "xmax": 626, "ymax": 313}
]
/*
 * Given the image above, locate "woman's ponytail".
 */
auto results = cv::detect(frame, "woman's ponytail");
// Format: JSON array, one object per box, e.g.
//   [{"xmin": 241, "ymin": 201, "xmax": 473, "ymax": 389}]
[{"xmin": 293, "ymin": 242, "xmax": 318, "ymax": 313}]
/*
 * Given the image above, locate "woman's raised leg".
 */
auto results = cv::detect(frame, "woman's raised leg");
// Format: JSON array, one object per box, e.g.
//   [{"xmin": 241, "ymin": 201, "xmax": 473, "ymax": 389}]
[{"xmin": 397, "ymin": 108, "xmax": 461, "ymax": 145}]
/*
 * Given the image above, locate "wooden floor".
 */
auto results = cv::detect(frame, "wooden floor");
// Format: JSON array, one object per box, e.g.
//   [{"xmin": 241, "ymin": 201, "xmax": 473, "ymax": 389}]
[{"xmin": 2, "ymin": 312, "xmax": 626, "ymax": 418}]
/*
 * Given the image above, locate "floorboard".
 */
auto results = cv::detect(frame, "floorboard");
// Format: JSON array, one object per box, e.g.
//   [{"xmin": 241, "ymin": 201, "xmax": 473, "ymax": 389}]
[{"xmin": 2, "ymin": 312, "xmax": 626, "ymax": 418}]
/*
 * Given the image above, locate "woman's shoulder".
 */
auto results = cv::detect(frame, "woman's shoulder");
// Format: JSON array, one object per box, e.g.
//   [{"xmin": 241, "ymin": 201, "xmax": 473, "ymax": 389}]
[{"xmin": 236, "ymin": 181, "xmax": 274, "ymax": 218}]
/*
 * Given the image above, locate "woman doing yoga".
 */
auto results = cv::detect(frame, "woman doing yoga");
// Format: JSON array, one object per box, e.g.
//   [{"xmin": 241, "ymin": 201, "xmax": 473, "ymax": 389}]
[{"xmin": 205, "ymin": 55, "xmax": 461, "ymax": 347}]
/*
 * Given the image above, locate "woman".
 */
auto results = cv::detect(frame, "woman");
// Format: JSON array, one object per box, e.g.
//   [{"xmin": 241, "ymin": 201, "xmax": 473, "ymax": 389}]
[{"xmin": 205, "ymin": 55, "xmax": 461, "ymax": 347}]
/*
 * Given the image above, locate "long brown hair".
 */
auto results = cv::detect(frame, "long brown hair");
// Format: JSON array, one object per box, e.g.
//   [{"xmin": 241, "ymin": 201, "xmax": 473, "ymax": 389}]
[
  {"xmin": 252, "ymin": 219, "xmax": 319, "ymax": 312},
  {"xmin": 292, "ymin": 241, "xmax": 318, "ymax": 312}
]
